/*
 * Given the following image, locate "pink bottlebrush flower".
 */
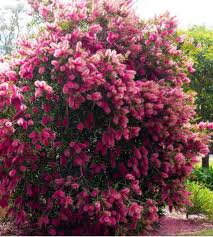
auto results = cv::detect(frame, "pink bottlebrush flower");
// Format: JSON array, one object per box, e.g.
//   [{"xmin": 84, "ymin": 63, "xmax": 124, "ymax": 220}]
[
  {"xmin": 28, "ymin": 120, "xmax": 34, "ymax": 126},
  {"xmin": 71, "ymin": 183, "xmax": 79, "ymax": 190},
  {"xmin": 130, "ymin": 127, "xmax": 141, "ymax": 138},
  {"xmin": 38, "ymin": 5, "xmax": 50, "ymax": 19},
  {"xmin": 125, "ymin": 174, "xmax": 135, "ymax": 181},
  {"xmin": 91, "ymin": 190, "xmax": 97, "ymax": 197},
  {"xmin": 60, "ymin": 65, "xmax": 66, "ymax": 72},
  {"xmin": 48, "ymin": 228, "xmax": 56, "ymax": 236},
  {"xmin": 17, "ymin": 118, "xmax": 24, "ymax": 126},
  {"xmin": 5, "ymin": 121, "xmax": 12, "ymax": 127},
  {"xmin": 95, "ymin": 201, "xmax": 101, "ymax": 210},
  {"xmin": 9, "ymin": 169, "xmax": 17, "ymax": 177},
  {"xmin": 35, "ymin": 144, "xmax": 42, "ymax": 151},
  {"xmin": 64, "ymin": 196, "xmax": 73, "ymax": 208},
  {"xmin": 64, "ymin": 148, "xmax": 70, "ymax": 157},
  {"xmin": 102, "ymin": 131, "xmax": 115, "ymax": 148},
  {"xmin": 51, "ymin": 60, "xmax": 60, "ymax": 70},
  {"xmin": 188, "ymin": 66, "xmax": 195, "ymax": 73},
  {"xmin": 97, "ymin": 101, "xmax": 111, "ymax": 114},
  {"xmin": 128, "ymin": 202, "xmax": 142, "ymax": 217},
  {"xmin": 207, "ymin": 123, "xmax": 213, "ymax": 129},
  {"xmin": 174, "ymin": 153, "xmax": 184, "ymax": 163},
  {"xmin": 199, "ymin": 122, "xmax": 213, "ymax": 130},
  {"xmin": 12, "ymin": 140, "xmax": 19, "ymax": 147},
  {"xmin": 55, "ymin": 178, "xmax": 64, "ymax": 186},
  {"xmin": 89, "ymin": 24, "xmax": 102, "ymax": 33},
  {"xmin": 199, "ymin": 121, "xmax": 206, "ymax": 129},
  {"xmin": 149, "ymin": 33, "xmax": 157, "ymax": 41},
  {"xmin": 107, "ymin": 32, "xmax": 119, "ymax": 44},
  {"xmin": 38, "ymin": 67, "xmax": 45, "ymax": 74},
  {"xmin": 52, "ymin": 190, "xmax": 65, "ymax": 199},
  {"xmin": 77, "ymin": 122, "xmax": 84, "ymax": 131},
  {"xmin": 87, "ymin": 92, "xmax": 102, "ymax": 101},
  {"xmin": 145, "ymin": 39, "xmax": 151, "ymax": 45},
  {"xmin": 20, "ymin": 166, "xmax": 26, "ymax": 172}
]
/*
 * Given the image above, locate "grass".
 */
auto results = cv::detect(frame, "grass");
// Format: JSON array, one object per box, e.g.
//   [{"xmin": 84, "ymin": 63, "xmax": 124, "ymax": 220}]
[{"xmin": 183, "ymin": 229, "xmax": 213, "ymax": 236}]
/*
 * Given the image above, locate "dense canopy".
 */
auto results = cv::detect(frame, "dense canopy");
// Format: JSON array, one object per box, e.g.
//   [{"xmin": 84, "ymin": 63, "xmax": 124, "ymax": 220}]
[{"xmin": 0, "ymin": 0, "xmax": 211, "ymax": 235}]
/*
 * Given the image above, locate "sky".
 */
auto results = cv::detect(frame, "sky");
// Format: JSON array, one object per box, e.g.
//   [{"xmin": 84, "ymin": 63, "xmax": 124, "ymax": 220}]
[
  {"xmin": 0, "ymin": 0, "xmax": 212, "ymax": 28},
  {"xmin": 136, "ymin": 0, "xmax": 213, "ymax": 28}
]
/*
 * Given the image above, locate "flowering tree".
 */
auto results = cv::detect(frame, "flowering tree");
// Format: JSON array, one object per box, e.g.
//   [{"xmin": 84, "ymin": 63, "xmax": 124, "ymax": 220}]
[{"xmin": 0, "ymin": 0, "xmax": 211, "ymax": 235}]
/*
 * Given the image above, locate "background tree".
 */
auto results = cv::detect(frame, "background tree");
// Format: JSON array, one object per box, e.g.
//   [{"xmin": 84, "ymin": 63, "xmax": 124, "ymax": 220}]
[
  {"xmin": 181, "ymin": 26, "xmax": 213, "ymax": 167},
  {"xmin": 0, "ymin": 2, "xmax": 25, "ymax": 55},
  {"xmin": 0, "ymin": 0, "xmax": 42, "ymax": 57},
  {"xmin": 0, "ymin": 1, "xmax": 43, "ymax": 73}
]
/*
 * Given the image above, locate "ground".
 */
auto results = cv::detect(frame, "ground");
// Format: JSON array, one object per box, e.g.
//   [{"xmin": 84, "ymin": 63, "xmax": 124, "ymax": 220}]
[
  {"xmin": 0, "ymin": 209, "xmax": 212, "ymax": 236},
  {"xmin": 143, "ymin": 209, "xmax": 213, "ymax": 236}
]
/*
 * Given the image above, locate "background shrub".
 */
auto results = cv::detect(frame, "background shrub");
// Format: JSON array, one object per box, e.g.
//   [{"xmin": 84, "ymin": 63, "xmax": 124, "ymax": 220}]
[
  {"xmin": 186, "ymin": 181, "xmax": 213, "ymax": 220},
  {"xmin": 0, "ymin": 0, "xmax": 211, "ymax": 235},
  {"xmin": 190, "ymin": 167, "xmax": 213, "ymax": 190}
]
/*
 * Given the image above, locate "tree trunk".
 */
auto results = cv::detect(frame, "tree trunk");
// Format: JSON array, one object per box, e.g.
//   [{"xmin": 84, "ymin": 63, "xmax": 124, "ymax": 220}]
[
  {"xmin": 202, "ymin": 155, "xmax": 209, "ymax": 168},
  {"xmin": 202, "ymin": 135, "xmax": 213, "ymax": 168}
]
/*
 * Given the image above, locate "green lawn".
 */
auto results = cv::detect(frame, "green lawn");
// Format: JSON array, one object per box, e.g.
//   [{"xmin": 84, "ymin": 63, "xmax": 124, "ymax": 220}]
[{"xmin": 183, "ymin": 229, "xmax": 213, "ymax": 236}]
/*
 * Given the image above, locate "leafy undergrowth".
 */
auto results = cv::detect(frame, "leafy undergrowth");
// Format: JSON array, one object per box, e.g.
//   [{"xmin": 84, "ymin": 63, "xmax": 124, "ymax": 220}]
[
  {"xmin": 186, "ymin": 181, "xmax": 213, "ymax": 219},
  {"xmin": 190, "ymin": 167, "xmax": 213, "ymax": 190}
]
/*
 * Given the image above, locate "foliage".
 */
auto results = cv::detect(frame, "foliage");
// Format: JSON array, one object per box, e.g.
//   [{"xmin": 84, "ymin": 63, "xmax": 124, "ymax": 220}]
[
  {"xmin": 180, "ymin": 26, "xmax": 213, "ymax": 122},
  {"xmin": 185, "ymin": 181, "xmax": 213, "ymax": 220},
  {"xmin": 180, "ymin": 26, "xmax": 213, "ymax": 167},
  {"xmin": 190, "ymin": 167, "xmax": 213, "ymax": 190},
  {"xmin": 0, "ymin": 0, "xmax": 212, "ymax": 235}
]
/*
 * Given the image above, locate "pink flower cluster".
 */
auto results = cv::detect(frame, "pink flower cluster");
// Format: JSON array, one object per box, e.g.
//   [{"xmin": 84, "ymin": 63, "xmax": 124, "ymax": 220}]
[
  {"xmin": 34, "ymin": 80, "xmax": 54, "ymax": 98},
  {"xmin": 0, "ymin": 0, "xmax": 211, "ymax": 235}
]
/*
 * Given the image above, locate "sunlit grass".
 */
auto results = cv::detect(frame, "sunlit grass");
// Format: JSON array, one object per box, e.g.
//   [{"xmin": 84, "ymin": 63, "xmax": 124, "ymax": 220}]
[{"xmin": 183, "ymin": 229, "xmax": 213, "ymax": 236}]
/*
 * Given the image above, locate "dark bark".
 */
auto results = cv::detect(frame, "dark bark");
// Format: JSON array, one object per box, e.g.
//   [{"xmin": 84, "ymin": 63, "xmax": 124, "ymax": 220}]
[
  {"xmin": 202, "ymin": 136, "xmax": 213, "ymax": 168},
  {"xmin": 202, "ymin": 155, "xmax": 209, "ymax": 168}
]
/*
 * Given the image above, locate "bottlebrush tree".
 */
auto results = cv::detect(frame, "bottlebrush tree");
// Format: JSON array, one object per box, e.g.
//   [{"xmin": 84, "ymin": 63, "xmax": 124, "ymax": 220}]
[{"xmin": 0, "ymin": 0, "xmax": 211, "ymax": 235}]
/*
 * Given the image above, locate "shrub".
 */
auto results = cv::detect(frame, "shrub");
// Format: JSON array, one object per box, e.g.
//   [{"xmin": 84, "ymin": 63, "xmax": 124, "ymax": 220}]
[
  {"xmin": 186, "ymin": 181, "xmax": 213, "ymax": 220},
  {"xmin": 0, "ymin": 0, "xmax": 212, "ymax": 235},
  {"xmin": 190, "ymin": 167, "xmax": 213, "ymax": 190}
]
